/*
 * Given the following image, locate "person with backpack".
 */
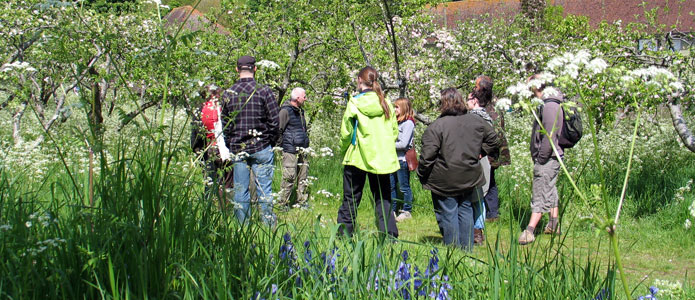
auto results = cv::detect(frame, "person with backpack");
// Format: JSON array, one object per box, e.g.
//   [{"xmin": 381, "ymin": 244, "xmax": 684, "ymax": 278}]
[
  {"xmin": 418, "ymin": 88, "xmax": 500, "ymax": 250},
  {"xmin": 277, "ymin": 87, "xmax": 310, "ymax": 210},
  {"xmin": 518, "ymin": 74, "xmax": 567, "ymax": 245},
  {"xmin": 390, "ymin": 98, "xmax": 416, "ymax": 222},
  {"xmin": 191, "ymin": 84, "xmax": 232, "ymax": 209},
  {"xmin": 336, "ymin": 66, "xmax": 400, "ymax": 238}
]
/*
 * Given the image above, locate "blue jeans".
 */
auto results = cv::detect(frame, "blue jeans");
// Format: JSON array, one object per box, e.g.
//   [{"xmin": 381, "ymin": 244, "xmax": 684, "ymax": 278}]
[
  {"xmin": 484, "ymin": 168, "xmax": 500, "ymax": 219},
  {"xmin": 232, "ymin": 146, "xmax": 276, "ymax": 226},
  {"xmin": 473, "ymin": 187, "xmax": 486, "ymax": 230},
  {"xmin": 431, "ymin": 190, "xmax": 475, "ymax": 251},
  {"xmin": 390, "ymin": 160, "xmax": 413, "ymax": 213}
]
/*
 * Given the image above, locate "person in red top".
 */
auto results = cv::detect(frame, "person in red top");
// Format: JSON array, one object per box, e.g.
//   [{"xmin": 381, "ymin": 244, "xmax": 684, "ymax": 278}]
[{"xmin": 191, "ymin": 84, "xmax": 232, "ymax": 209}]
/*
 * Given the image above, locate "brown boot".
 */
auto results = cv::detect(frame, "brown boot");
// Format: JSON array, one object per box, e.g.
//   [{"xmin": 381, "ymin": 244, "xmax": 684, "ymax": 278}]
[{"xmin": 474, "ymin": 229, "xmax": 485, "ymax": 245}]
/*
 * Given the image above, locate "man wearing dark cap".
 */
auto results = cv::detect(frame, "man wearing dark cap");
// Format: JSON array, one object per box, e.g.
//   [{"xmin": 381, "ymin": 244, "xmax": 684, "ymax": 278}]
[{"xmin": 221, "ymin": 55, "xmax": 280, "ymax": 226}]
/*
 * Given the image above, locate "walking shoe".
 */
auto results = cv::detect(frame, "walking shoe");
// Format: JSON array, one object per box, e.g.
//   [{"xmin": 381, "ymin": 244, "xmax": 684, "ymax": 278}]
[
  {"xmin": 474, "ymin": 229, "xmax": 485, "ymax": 245},
  {"xmin": 543, "ymin": 225, "xmax": 561, "ymax": 235},
  {"xmin": 518, "ymin": 230, "xmax": 535, "ymax": 245},
  {"xmin": 395, "ymin": 211, "xmax": 412, "ymax": 222}
]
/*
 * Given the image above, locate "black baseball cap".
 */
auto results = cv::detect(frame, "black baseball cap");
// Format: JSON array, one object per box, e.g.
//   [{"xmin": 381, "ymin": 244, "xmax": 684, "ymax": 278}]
[{"xmin": 237, "ymin": 55, "xmax": 256, "ymax": 70}]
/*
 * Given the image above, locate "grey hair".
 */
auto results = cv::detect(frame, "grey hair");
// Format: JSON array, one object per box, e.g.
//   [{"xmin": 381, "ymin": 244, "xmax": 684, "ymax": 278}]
[{"xmin": 290, "ymin": 87, "xmax": 306, "ymax": 101}]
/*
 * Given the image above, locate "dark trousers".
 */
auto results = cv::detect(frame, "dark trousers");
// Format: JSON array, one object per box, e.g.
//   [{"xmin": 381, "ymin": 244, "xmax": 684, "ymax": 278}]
[
  {"xmin": 431, "ymin": 190, "xmax": 475, "ymax": 251},
  {"xmin": 337, "ymin": 165, "xmax": 398, "ymax": 237},
  {"xmin": 484, "ymin": 167, "xmax": 500, "ymax": 219}
]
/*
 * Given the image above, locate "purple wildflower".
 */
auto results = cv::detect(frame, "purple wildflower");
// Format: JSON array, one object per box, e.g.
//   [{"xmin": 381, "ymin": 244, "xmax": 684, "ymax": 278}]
[{"xmin": 593, "ymin": 288, "xmax": 609, "ymax": 300}]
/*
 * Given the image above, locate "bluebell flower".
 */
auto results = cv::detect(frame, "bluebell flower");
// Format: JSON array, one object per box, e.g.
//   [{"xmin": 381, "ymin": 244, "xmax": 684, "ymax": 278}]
[
  {"xmin": 271, "ymin": 284, "xmax": 278, "ymax": 295},
  {"xmin": 426, "ymin": 248, "xmax": 440, "ymax": 277},
  {"xmin": 637, "ymin": 286, "xmax": 659, "ymax": 300},
  {"xmin": 593, "ymin": 288, "xmax": 609, "ymax": 300},
  {"xmin": 401, "ymin": 250, "xmax": 409, "ymax": 262},
  {"xmin": 436, "ymin": 285, "xmax": 449, "ymax": 300},
  {"xmin": 649, "ymin": 286, "xmax": 658, "ymax": 295}
]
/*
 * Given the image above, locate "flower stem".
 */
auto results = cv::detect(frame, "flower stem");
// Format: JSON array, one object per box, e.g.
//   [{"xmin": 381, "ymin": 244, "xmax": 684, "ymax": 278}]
[
  {"xmin": 615, "ymin": 104, "xmax": 641, "ymax": 225},
  {"xmin": 610, "ymin": 230, "xmax": 631, "ymax": 299}
]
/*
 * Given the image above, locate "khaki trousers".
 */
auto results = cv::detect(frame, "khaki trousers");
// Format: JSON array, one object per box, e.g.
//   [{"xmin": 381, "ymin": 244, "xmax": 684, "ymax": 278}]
[{"xmin": 278, "ymin": 151, "xmax": 309, "ymax": 206}]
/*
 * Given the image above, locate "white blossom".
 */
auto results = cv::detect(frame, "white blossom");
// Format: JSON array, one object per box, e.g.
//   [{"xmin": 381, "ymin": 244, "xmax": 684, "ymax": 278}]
[{"xmin": 257, "ymin": 60, "xmax": 280, "ymax": 70}]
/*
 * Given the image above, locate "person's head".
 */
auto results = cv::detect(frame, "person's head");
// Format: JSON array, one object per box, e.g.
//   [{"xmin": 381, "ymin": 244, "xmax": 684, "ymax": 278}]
[
  {"xmin": 527, "ymin": 73, "xmax": 547, "ymax": 98},
  {"xmin": 200, "ymin": 84, "xmax": 220, "ymax": 102},
  {"xmin": 290, "ymin": 87, "xmax": 307, "ymax": 107},
  {"xmin": 440, "ymin": 88, "xmax": 467, "ymax": 115},
  {"xmin": 394, "ymin": 98, "xmax": 414, "ymax": 122},
  {"xmin": 206, "ymin": 84, "xmax": 221, "ymax": 100},
  {"xmin": 357, "ymin": 66, "xmax": 390, "ymax": 119},
  {"xmin": 236, "ymin": 55, "xmax": 257, "ymax": 78},
  {"xmin": 472, "ymin": 75, "xmax": 493, "ymax": 107}
]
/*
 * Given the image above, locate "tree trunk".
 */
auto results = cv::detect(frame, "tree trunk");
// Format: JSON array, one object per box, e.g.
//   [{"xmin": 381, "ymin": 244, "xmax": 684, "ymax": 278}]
[
  {"xmin": 31, "ymin": 91, "xmax": 67, "ymax": 148},
  {"xmin": 12, "ymin": 101, "xmax": 27, "ymax": 146},
  {"xmin": 668, "ymin": 98, "xmax": 695, "ymax": 152}
]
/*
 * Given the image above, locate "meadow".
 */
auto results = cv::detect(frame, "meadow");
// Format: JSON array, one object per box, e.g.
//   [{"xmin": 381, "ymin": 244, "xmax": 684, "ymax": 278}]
[
  {"xmin": 1, "ymin": 94, "xmax": 693, "ymax": 299},
  {"xmin": 3, "ymin": 0, "xmax": 695, "ymax": 298}
]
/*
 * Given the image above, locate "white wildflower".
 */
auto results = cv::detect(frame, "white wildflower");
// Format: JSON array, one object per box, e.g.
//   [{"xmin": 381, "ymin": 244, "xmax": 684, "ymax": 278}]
[
  {"xmin": 25, "ymin": 221, "xmax": 32, "ymax": 228},
  {"xmin": 685, "ymin": 219, "xmax": 692, "ymax": 229},
  {"xmin": 0, "ymin": 224, "xmax": 11, "ymax": 231},
  {"xmin": 495, "ymin": 98, "xmax": 512, "ymax": 112},
  {"xmin": 319, "ymin": 147, "xmax": 333, "ymax": 157},
  {"xmin": 587, "ymin": 58, "xmax": 608, "ymax": 74}
]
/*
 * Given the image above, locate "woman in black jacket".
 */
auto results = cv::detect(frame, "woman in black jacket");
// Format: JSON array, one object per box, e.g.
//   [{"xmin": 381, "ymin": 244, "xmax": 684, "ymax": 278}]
[{"xmin": 417, "ymin": 88, "xmax": 500, "ymax": 250}]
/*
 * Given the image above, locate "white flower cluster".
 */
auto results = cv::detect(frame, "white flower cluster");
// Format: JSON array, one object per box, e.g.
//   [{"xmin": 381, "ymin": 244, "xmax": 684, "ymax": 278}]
[
  {"xmin": 687, "ymin": 198, "xmax": 695, "ymax": 229},
  {"xmin": 22, "ymin": 238, "xmax": 67, "ymax": 257},
  {"xmin": 256, "ymin": 60, "xmax": 280, "ymax": 70},
  {"xmin": 315, "ymin": 189, "xmax": 335, "ymax": 198},
  {"xmin": 1, "ymin": 61, "xmax": 37, "ymax": 73},
  {"xmin": 546, "ymin": 49, "xmax": 607, "ymax": 78},
  {"xmin": 319, "ymin": 147, "xmax": 333, "ymax": 157},
  {"xmin": 248, "ymin": 129, "xmax": 261, "ymax": 137},
  {"xmin": 25, "ymin": 212, "xmax": 58, "ymax": 228},
  {"xmin": 623, "ymin": 66, "xmax": 684, "ymax": 95},
  {"xmin": 653, "ymin": 279, "xmax": 684, "ymax": 298},
  {"xmin": 295, "ymin": 147, "xmax": 333, "ymax": 158},
  {"xmin": 0, "ymin": 224, "xmax": 12, "ymax": 231},
  {"xmin": 495, "ymin": 98, "xmax": 512, "ymax": 112},
  {"xmin": 505, "ymin": 73, "xmax": 558, "ymax": 101},
  {"xmin": 673, "ymin": 179, "xmax": 692, "ymax": 202}
]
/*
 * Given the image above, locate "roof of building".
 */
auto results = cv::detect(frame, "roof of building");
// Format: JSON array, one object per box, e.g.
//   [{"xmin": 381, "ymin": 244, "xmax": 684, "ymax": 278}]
[
  {"xmin": 164, "ymin": 5, "xmax": 229, "ymax": 35},
  {"xmin": 431, "ymin": 0, "xmax": 695, "ymax": 31}
]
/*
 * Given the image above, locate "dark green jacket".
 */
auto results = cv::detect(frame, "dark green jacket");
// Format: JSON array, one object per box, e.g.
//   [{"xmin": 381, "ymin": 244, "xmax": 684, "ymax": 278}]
[{"xmin": 417, "ymin": 112, "xmax": 500, "ymax": 197}]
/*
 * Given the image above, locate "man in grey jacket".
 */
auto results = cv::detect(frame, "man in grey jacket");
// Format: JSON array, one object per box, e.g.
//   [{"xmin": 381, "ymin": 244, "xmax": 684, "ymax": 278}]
[{"xmin": 519, "ymin": 74, "xmax": 565, "ymax": 245}]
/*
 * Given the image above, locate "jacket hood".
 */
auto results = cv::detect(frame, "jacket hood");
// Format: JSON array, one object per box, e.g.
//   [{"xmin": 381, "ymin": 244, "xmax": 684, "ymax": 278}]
[{"xmin": 353, "ymin": 91, "xmax": 385, "ymax": 117}]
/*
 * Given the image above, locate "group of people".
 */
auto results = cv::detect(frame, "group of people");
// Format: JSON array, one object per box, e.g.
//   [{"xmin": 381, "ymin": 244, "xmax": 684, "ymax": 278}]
[{"xmin": 192, "ymin": 55, "xmax": 567, "ymax": 248}]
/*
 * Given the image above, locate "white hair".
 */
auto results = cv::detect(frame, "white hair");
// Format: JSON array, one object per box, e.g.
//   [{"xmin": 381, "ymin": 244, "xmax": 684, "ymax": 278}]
[{"xmin": 290, "ymin": 87, "xmax": 306, "ymax": 101}]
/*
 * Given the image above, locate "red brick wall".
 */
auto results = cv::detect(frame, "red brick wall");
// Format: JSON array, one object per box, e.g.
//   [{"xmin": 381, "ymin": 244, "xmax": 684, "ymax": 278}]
[{"xmin": 431, "ymin": 0, "xmax": 695, "ymax": 31}]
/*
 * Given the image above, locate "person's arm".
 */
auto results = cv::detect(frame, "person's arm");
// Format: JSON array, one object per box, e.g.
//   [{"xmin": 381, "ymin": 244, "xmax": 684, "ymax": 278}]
[
  {"xmin": 481, "ymin": 122, "xmax": 500, "ymax": 161},
  {"xmin": 278, "ymin": 108, "xmax": 289, "ymax": 134},
  {"xmin": 264, "ymin": 87, "xmax": 280, "ymax": 146},
  {"xmin": 394, "ymin": 120, "xmax": 415, "ymax": 151},
  {"xmin": 417, "ymin": 124, "xmax": 440, "ymax": 184},
  {"xmin": 339, "ymin": 101, "xmax": 356, "ymax": 156}
]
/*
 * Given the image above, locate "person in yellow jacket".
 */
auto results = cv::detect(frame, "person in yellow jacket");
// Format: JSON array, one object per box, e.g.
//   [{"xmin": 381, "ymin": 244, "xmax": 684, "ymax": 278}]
[{"xmin": 337, "ymin": 66, "xmax": 400, "ymax": 238}]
